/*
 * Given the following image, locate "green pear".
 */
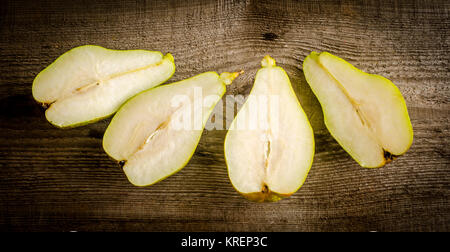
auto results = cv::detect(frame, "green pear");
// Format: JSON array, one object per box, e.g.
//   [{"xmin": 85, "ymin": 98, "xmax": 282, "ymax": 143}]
[
  {"xmin": 32, "ymin": 45, "xmax": 175, "ymax": 128},
  {"xmin": 303, "ymin": 52, "xmax": 413, "ymax": 168},
  {"xmin": 103, "ymin": 71, "xmax": 241, "ymax": 186},
  {"xmin": 224, "ymin": 56, "xmax": 315, "ymax": 202}
]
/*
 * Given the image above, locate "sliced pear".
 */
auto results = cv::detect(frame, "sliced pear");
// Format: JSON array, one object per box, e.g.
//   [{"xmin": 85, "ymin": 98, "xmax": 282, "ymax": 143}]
[
  {"xmin": 32, "ymin": 45, "xmax": 175, "ymax": 128},
  {"xmin": 224, "ymin": 56, "xmax": 315, "ymax": 202},
  {"xmin": 303, "ymin": 51, "xmax": 413, "ymax": 168},
  {"xmin": 103, "ymin": 71, "xmax": 241, "ymax": 186}
]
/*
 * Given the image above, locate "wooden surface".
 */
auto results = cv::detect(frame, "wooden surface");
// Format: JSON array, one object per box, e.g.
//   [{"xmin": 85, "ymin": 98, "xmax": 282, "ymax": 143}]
[{"xmin": 0, "ymin": 0, "xmax": 449, "ymax": 232}]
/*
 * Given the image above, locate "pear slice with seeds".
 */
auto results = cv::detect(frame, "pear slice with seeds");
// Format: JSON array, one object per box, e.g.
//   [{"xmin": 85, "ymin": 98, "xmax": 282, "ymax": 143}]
[
  {"xmin": 303, "ymin": 51, "xmax": 413, "ymax": 168},
  {"xmin": 224, "ymin": 56, "xmax": 315, "ymax": 202},
  {"xmin": 32, "ymin": 45, "xmax": 175, "ymax": 128},
  {"xmin": 103, "ymin": 71, "xmax": 241, "ymax": 186}
]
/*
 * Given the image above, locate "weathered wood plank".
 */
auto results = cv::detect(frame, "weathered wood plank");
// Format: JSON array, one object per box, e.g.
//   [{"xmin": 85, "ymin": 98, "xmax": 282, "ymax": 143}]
[{"xmin": 0, "ymin": 0, "xmax": 448, "ymax": 231}]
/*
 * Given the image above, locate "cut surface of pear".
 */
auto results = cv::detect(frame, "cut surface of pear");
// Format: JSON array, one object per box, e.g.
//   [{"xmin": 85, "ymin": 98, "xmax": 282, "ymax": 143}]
[
  {"xmin": 32, "ymin": 45, "xmax": 175, "ymax": 128},
  {"xmin": 224, "ymin": 56, "xmax": 315, "ymax": 202},
  {"xmin": 303, "ymin": 51, "xmax": 413, "ymax": 168},
  {"xmin": 103, "ymin": 71, "xmax": 241, "ymax": 186}
]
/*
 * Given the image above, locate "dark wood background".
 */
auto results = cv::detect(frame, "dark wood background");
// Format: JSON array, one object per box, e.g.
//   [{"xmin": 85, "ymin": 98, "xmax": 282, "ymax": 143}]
[{"xmin": 0, "ymin": 0, "xmax": 448, "ymax": 232}]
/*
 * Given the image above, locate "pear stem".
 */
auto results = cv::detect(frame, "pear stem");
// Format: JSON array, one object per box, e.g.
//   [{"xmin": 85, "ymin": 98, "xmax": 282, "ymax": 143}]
[
  {"xmin": 164, "ymin": 53, "xmax": 174, "ymax": 62},
  {"xmin": 220, "ymin": 70, "xmax": 244, "ymax": 85},
  {"xmin": 261, "ymin": 55, "xmax": 276, "ymax": 67}
]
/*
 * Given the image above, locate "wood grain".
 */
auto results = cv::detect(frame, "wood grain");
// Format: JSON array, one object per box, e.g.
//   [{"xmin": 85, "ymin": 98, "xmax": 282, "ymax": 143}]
[{"xmin": 0, "ymin": 0, "xmax": 448, "ymax": 231}]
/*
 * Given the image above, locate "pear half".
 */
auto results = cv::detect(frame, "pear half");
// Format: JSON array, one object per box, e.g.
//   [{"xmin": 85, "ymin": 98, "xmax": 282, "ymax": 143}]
[
  {"xmin": 303, "ymin": 52, "xmax": 413, "ymax": 168},
  {"xmin": 224, "ymin": 56, "xmax": 315, "ymax": 202},
  {"xmin": 103, "ymin": 71, "xmax": 241, "ymax": 186},
  {"xmin": 32, "ymin": 45, "xmax": 175, "ymax": 128}
]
